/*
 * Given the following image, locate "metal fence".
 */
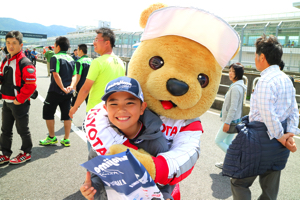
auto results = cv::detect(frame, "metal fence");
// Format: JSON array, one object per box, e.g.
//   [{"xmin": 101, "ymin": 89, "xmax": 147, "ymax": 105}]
[{"xmin": 219, "ymin": 73, "xmax": 248, "ymax": 104}]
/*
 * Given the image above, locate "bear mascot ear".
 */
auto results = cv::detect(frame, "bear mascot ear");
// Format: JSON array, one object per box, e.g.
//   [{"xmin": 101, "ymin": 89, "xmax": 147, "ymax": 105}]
[{"xmin": 139, "ymin": 3, "xmax": 168, "ymax": 28}]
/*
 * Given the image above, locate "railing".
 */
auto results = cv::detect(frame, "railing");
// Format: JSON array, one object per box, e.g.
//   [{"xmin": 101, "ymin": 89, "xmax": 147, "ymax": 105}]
[
  {"xmin": 252, "ymin": 77, "xmax": 260, "ymax": 93},
  {"xmin": 219, "ymin": 73, "xmax": 248, "ymax": 104}
]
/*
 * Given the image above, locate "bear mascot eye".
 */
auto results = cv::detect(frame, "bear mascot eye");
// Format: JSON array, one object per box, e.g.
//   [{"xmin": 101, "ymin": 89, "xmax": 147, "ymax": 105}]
[
  {"xmin": 149, "ymin": 56, "xmax": 164, "ymax": 70},
  {"xmin": 198, "ymin": 73, "xmax": 209, "ymax": 88}
]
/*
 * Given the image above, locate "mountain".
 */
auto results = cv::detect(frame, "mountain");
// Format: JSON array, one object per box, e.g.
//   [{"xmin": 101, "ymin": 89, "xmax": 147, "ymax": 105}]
[{"xmin": 0, "ymin": 18, "xmax": 76, "ymax": 38}]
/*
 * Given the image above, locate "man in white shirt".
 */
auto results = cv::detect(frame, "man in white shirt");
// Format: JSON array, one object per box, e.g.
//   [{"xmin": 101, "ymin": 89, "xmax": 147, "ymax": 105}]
[{"xmin": 227, "ymin": 35, "xmax": 298, "ymax": 200}]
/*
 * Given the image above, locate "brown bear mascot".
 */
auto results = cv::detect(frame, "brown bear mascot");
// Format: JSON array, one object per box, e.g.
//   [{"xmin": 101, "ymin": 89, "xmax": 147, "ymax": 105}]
[{"xmin": 84, "ymin": 3, "xmax": 240, "ymax": 200}]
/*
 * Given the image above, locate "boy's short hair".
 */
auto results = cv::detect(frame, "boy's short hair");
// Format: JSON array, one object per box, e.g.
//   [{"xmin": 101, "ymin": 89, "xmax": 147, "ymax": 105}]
[
  {"xmin": 6, "ymin": 31, "xmax": 23, "ymax": 44},
  {"xmin": 78, "ymin": 44, "xmax": 87, "ymax": 54},
  {"xmin": 102, "ymin": 77, "xmax": 144, "ymax": 102},
  {"xmin": 55, "ymin": 36, "xmax": 70, "ymax": 51}
]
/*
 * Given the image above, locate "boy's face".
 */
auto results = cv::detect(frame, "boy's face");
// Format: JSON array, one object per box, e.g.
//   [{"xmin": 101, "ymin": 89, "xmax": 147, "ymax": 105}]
[
  {"xmin": 54, "ymin": 42, "xmax": 60, "ymax": 54},
  {"xmin": 103, "ymin": 92, "xmax": 147, "ymax": 136},
  {"xmin": 78, "ymin": 48, "xmax": 84, "ymax": 57}
]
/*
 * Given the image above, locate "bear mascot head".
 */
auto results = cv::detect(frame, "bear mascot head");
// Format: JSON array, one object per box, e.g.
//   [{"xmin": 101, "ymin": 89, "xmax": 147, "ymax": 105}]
[{"xmin": 129, "ymin": 3, "xmax": 240, "ymax": 120}]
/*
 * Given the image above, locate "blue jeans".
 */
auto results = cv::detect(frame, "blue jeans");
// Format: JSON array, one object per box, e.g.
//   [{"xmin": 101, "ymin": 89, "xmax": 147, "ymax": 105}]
[{"xmin": 215, "ymin": 123, "xmax": 236, "ymax": 153}]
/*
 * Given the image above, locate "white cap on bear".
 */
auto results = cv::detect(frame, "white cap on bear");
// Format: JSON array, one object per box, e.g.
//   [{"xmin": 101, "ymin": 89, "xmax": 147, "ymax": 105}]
[{"xmin": 141, "ymin": 6, "xmax": 240, "ymax": 69}]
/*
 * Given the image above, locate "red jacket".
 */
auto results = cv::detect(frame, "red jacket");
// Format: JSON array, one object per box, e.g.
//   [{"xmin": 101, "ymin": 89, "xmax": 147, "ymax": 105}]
[{"xmin": 0, "ymin": 51, "xmax": 37, "ymax": 103}]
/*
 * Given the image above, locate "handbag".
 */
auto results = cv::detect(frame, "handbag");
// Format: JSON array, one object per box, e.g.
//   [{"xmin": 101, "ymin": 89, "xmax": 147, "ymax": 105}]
[{"xmin": 227, "ymin": 122, "xmax": 239, "ymax": 134}]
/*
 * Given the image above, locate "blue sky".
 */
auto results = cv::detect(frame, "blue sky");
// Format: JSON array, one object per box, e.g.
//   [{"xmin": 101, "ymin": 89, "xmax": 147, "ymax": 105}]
[{"xmin": 1, "ymin": 0, "xmax": 299, "ymax": 31}]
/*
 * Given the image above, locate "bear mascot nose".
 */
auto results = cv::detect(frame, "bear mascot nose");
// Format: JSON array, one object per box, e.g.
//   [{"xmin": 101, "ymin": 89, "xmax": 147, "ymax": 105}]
[{"xmin": 166, "ymin": 78, "xmax": 189, "ymax": 96}]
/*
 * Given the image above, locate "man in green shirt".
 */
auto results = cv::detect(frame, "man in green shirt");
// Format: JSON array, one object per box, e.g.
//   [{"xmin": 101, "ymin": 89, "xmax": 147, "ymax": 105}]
[
  {"xmin": 69, "ymin": 28, "xmax": 125, "ymax": 116},
  {"xmin": 69, "ymin": 28, "xmax": 125, "ymax": 151},
  {"xmin": 44, "ymin": 46, "xmax": 55, "ymax": 76},
  {"xmin": 71, "ymin": 44, "xmax": 93, "ymax": 106}
]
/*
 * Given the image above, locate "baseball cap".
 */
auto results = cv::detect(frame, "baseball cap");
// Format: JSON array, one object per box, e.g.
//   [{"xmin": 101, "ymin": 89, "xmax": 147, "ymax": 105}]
[{"xmin": 102, "ymin": 76, "xmax": 144, "ymax": 102}]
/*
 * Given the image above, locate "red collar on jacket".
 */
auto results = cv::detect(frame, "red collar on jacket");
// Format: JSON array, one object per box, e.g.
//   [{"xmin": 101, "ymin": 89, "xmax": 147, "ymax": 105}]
[{"xmin": 7, "ymin": 51, "xmax": 25, "ymax": 62}]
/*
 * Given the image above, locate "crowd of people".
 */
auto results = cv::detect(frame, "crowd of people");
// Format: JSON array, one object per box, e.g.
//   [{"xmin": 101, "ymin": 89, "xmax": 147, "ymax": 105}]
[
  {"xmin": 0, "ymin": 29, "xmax": 298, "ymax": 200},
  {"xmin": 24, "ymin": 48, "xmax": 40, "ymax": 66}
]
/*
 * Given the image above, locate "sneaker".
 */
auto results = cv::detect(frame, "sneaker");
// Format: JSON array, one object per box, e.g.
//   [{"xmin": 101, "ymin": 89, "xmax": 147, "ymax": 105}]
[
  {"xmin": 39, "ymin": 136, "xmax": 58, "ymax": 145},
  {"xmin": 60, "ymin": 138, "xmax": 70, "ymax": 147},
  {"xmin": 9, "ymin": 151, "xmax": 31, "ymax": 164},
  {"xmin": 215, "ymin": 162, "xmax": 223, "ymax": 169},
  {"xmin": 0, "ymin": 154, "xmax": 10, "ymax": 164}
]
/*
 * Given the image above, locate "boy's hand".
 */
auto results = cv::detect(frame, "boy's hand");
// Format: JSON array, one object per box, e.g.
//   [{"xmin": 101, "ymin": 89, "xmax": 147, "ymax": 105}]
[
  {"xmin": 80, "ymin": 171, "xmax": 96, "ymax": 200},
  {"xmin": 286, "ymin": 136, "xmax": 297, "ymax": 153}
]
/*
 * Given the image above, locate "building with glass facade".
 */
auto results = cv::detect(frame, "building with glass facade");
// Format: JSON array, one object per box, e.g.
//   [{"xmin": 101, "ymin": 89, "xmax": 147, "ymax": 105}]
[
  {"xmin": 23, "ymin": 10, "xmax": 300, "ymax": 72},
  {"xmin": 228, "ymin": 11, "xmax": 300, "ymax": 72}
]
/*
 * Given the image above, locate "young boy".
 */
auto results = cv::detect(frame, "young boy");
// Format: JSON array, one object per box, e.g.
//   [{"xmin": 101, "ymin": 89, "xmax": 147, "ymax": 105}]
[{"xmin": 80, "ymin": 76, "xmax": 173, "ymax": 200}]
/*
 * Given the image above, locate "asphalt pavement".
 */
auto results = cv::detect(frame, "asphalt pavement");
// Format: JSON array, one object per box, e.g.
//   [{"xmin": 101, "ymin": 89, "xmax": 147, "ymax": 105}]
[{"xmin": 0, "ymin": 62, "xmax": 299, "ymax": 200}]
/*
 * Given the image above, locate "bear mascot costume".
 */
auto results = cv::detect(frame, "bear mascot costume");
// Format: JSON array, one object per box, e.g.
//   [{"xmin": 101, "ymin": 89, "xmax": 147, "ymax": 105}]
[{"xmin": 84, "ymin": 3, "xmax": 240, "ymax": 199}]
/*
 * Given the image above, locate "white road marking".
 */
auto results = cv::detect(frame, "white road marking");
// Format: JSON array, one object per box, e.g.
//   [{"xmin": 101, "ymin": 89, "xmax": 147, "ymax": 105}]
[
  {"xmin": 37, "ymin": 94, "xmax": 87, "ymax": 142},
  {"xmin": 206, "ymin": 110, "xmax": 220, "ymax": 116}
]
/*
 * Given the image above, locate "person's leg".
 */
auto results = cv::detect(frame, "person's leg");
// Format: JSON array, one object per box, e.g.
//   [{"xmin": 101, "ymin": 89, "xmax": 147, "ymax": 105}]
[
  {"xmin": 47, "ymin": 62, "xmax": 50, "ymax": 76},
  {"xmin": 231, "ymin": 176, "xmax": 257, "ymax": 200},
  {"xmin": 46, "ymin": 120, "xmax": 55, "ymax": 137},
  {"xmin": 63, "ymin": 120, "xmax": 71, "ymax": 140},
  {"xmin": 12, "ymin": 101, "xmax": 32, "ymax": 154},
  {"xmin": 0, "ymin": 102, "xmax": 15, "ymax": 157},
  {"xmin": 59, "ymin": 95, "xmax": 72, "ymax": 146},
  {"xmin": 258, "ymin": 170, "xmax": 281, "ymax": 200},
  {"xmin": 32, "ymin": 58, "xmax": 36, "ymax": 66},
  {"xmin": 215, "ymin": 123, "xmax": 232, "ymax": 153},
  {"xmin": 41, "ymin": 92, "xmax": 59, "ymax": 145},
  {"xmin": 224, "ymin": 133, "xmax": 236, "ymax": 147}
]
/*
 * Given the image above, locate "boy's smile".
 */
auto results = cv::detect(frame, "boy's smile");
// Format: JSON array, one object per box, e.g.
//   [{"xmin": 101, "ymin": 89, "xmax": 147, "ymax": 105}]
[{"xmin": 103, "ymin": 91, "xmax": 147, "ymax": 139}]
